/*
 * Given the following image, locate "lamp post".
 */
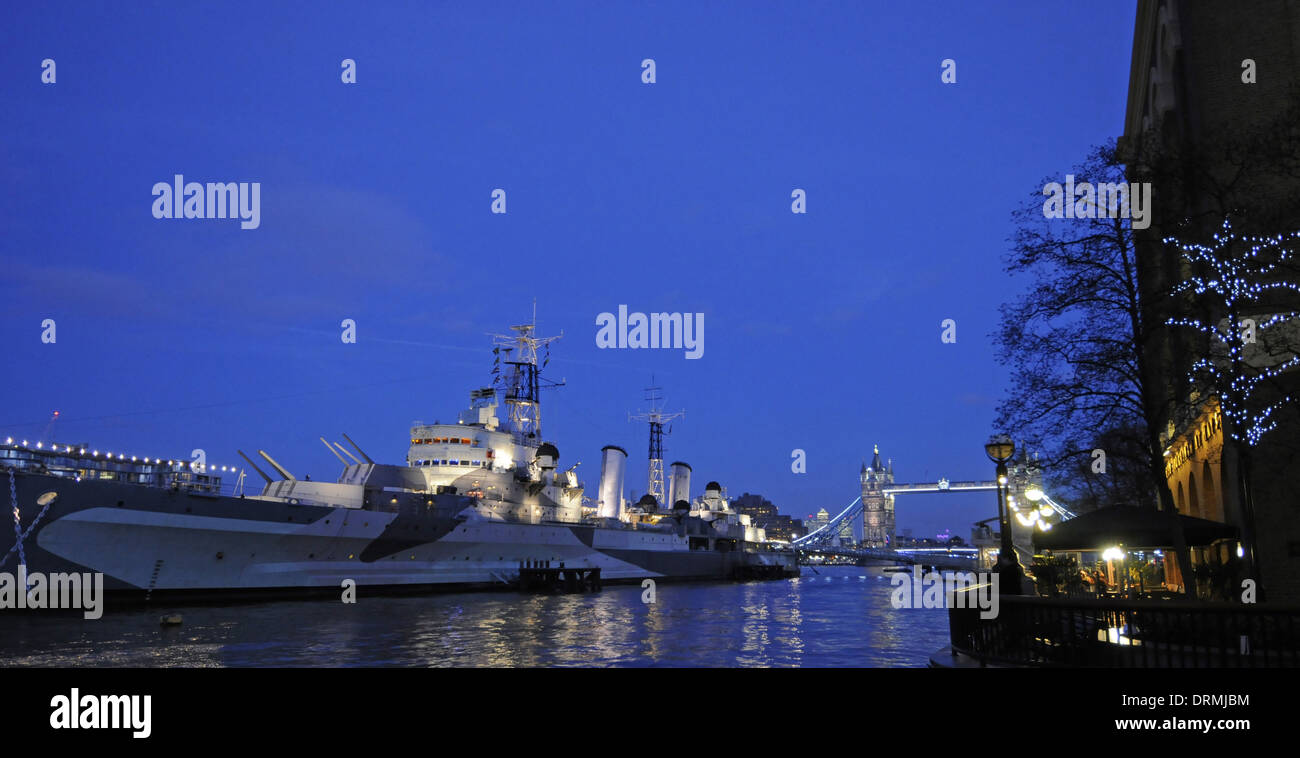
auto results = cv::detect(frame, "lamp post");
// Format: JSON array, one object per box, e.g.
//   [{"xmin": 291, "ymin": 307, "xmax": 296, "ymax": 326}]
[{"xmin": 985, "ymin": 434, "xmax": 1023, "ymax": 595}]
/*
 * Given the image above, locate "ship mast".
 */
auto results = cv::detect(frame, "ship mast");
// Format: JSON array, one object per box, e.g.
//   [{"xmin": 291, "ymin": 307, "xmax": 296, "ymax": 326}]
[
  {"xmin": 629, "ymin": 383, "xmax": 684, "ymax": 505},
  {"xmin": 489, "ymin": 309, "xmax": 563, "ymax": 441}
]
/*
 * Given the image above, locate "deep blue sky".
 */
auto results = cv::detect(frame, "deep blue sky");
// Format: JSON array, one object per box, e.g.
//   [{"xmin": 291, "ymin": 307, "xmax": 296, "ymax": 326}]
[{"xmin": 1, "ymin": 1, "xmax": 1135, "ymax": 538}]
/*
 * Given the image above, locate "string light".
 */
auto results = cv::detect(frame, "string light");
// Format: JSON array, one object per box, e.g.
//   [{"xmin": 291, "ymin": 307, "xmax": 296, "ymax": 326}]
[{"xmin": 1164, "ymin": 217, "xmax": 1300, "ymax": 447}]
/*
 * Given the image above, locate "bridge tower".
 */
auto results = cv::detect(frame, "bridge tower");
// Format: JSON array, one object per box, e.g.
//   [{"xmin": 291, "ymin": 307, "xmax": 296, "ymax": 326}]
[
  {"xmin": 861, "ymin": 444, "xmax": 896, "ymax": 548},
  {"xmin": 1004, "ymin": 445, "xmax": 1044, "ymax": 562}
]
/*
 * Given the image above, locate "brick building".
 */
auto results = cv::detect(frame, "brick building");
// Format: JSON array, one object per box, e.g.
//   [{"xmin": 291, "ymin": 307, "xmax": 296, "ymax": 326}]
[{"xmin": 1122, "ymin": 0, "xmax": 1300, "ymax": 600}]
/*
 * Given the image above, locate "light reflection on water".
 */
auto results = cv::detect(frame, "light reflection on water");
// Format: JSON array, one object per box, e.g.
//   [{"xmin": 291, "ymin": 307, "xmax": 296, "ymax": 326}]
[{"xmin": 0, "ymin": 566, "xmax": 948, "ymax": 667}]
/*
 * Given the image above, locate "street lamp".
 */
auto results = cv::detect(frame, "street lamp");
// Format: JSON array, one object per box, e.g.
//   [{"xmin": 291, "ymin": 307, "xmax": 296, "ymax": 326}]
[
  {"xmin": 1102, "ymin": 545, "xmax": 1128, "ymax": 597},
  {"xmin": 985, "ymin": 434, "xmax": 1023, "ymax": 595}
]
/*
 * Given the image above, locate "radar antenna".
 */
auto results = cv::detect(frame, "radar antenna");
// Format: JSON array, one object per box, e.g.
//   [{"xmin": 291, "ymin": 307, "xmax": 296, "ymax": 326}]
[
  {"xmin": 629, "ymin": 381, "xmax": 684, "ymax": 505},
  {"xmin": 489, "ymin": 309, "xmax": 563, "ymax": 440}
]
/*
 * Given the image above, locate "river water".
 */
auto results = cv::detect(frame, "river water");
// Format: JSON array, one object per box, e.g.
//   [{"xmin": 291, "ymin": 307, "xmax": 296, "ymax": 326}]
[{"xmin": 0, "ymin": 566, "xmax": 949, "ymax": 667}]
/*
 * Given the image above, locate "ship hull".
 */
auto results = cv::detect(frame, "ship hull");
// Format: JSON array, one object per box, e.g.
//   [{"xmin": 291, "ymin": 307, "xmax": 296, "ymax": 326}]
[{"xmin": 4, "ymin": 471, "xmax": 797, "ymax": 603}]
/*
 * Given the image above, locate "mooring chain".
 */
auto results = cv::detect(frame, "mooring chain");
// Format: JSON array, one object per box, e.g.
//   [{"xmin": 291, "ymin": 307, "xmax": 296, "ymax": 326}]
[
  {"xmin": 8, "ymin": 468, "xmax": 25, "ymax": 571},
  {"xmin": 2, "ymin": 468, "xmax": 56, "ymax": 575}
]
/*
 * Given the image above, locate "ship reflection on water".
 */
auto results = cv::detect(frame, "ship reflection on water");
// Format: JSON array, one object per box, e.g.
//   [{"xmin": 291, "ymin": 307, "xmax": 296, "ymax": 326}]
[{"xmin": 0, "ymin": 566, "xmax": 946, "ymax": 667}]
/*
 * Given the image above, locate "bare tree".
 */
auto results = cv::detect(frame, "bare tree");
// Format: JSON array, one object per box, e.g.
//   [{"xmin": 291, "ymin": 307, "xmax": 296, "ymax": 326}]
[
  {"xmin": 996, "ymin": 142, "xmax": 1169, "ymax": 512},
  {"xmin": 995, "ymin": 141, "xmax": 1197, "ymax": 598}
]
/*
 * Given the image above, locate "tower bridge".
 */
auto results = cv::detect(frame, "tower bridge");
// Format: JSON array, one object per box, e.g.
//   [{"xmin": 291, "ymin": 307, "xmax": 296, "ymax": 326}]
[{"xmin": 790, "ymin": 444, "xmax": 1071, "ymax": 566}]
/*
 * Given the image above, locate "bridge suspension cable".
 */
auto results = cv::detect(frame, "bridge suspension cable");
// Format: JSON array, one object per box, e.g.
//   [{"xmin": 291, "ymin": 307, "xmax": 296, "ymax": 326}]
[
  {"xmin": 791, "ymin": 496, "xmax": 861, "ymax": 547},
  {"xmin": 1040, "ymin": 493, "xmax": 1075, "ymax": 519}
]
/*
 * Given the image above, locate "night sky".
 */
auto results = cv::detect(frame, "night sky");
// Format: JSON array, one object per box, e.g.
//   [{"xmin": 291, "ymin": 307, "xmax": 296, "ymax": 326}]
[{"xmin": 0, "ymin": 1, "xmax": 1135, "ymax": 538}]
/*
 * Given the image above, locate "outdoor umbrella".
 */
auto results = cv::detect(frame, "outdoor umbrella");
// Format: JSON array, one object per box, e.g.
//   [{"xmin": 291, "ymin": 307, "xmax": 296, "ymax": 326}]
[{"xmin": 1035, "ymin": 505, "xmax": 1238, "ymax": 551}]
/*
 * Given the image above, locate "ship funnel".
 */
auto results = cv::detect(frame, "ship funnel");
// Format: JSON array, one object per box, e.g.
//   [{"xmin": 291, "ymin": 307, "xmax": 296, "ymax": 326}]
[
  {"xmin": 597, "ymin": 445, "xmax": 628, "ymax": 519},
  {"xmin": 667, "ymin": 461, "xmax": 692, "ymax": 511}
]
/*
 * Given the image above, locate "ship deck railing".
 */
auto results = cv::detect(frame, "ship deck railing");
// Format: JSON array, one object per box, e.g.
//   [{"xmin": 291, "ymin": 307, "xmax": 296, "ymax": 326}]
[{"xmin": 2, "ymin": 446, "xmax": 223, "ymax": 494}]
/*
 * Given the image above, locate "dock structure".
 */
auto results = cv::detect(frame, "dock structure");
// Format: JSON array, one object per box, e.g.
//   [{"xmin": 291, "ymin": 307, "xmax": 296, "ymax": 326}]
[
  {"xmin": 732, "ymin": 564, "xmax": 795, "ymax": 580},
  {"xmin": 516, "ymin": 562, "xmax": 602, "ymax": 593}
]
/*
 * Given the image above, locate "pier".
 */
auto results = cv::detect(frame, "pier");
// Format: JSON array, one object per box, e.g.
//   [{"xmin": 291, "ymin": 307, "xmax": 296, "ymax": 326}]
[{"xmin": 515, "ymin": 563, "xmax": 602, "ymax": 593}]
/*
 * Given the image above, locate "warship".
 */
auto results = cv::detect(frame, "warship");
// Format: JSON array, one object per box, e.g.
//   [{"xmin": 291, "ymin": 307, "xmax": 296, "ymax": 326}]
[{"xmin": 0, "ymin": 321, "xmax": 797, "ymax": 602}]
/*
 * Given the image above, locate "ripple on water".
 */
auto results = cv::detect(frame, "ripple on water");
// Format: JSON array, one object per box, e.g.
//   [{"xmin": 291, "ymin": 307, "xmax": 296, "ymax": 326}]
[{"xmin": 0, "ymin": 567, "xmax": 949, "ymax": 667}]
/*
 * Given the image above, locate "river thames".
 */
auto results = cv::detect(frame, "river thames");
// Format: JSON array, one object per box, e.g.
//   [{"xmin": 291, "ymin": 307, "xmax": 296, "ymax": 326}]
[{"xmin": 0, "ymin": 566, "xmax": 948, "ymax": 667}]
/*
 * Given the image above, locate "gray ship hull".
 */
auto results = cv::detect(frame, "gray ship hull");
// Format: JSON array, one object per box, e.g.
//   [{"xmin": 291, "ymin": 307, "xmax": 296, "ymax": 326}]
[{"xmin": 4, "ymin": 470, "xmax": 797, "ymax": 603}]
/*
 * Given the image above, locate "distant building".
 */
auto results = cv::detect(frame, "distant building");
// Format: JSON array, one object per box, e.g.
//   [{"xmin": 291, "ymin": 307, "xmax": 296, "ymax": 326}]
[
  {"xmin": 800, "ymin": 506, "xmax": 854, "ymax": 544},
  {"xmin": 733, "ymin": 493, "xmax": 805, "ymax": 542},
  {"xmin": 767, "ymin": 516, "xmax": 804, "ymax": 542},
  {"xmin": 805, "ymin": 508, "xmax": 830, "ymax": 535}
]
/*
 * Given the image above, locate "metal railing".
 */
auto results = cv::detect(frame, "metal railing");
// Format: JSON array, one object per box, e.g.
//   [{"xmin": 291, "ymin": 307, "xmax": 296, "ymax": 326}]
[{"xmin": 948, "ymin": 593, "xmax": 1300, "ymax": 667}]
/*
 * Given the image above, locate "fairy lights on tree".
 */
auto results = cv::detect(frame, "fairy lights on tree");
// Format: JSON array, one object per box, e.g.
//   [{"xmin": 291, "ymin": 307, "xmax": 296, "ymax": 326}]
[
  {"xmin": 1165, "ymin": 216, "xmax": 1300, "ymax": 594},
  {"xmin": 1164, "ymin": 217, "xmax": 1300, "ymax": 448}
]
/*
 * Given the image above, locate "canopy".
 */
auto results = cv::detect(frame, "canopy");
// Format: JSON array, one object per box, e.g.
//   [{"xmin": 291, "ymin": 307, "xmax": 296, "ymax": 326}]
[{"xmin": 1035, "ymin": 505, "xmax": 1238, "ymax": 551}]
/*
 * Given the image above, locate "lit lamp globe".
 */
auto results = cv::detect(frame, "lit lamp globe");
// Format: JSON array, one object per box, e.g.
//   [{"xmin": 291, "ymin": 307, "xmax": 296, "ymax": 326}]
[{"xmin": 984, "ymin": 434, "xmax": 1015, "ymax": 465}]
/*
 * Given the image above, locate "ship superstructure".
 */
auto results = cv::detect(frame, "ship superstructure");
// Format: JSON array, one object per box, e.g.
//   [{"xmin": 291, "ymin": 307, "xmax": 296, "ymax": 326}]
[{"xmin": 403, "ymin": 322, "xmax": 585, "ymax": 524}]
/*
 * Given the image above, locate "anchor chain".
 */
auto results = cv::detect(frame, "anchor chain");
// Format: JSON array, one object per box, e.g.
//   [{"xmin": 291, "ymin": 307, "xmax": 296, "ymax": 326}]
[
  {"xmin": 8, "ymin": 468, "xmax": 24, "ymax": 571},
  {"xmin": 2, "ymin": 468, "xmax": 56, "ymax": 574}
]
